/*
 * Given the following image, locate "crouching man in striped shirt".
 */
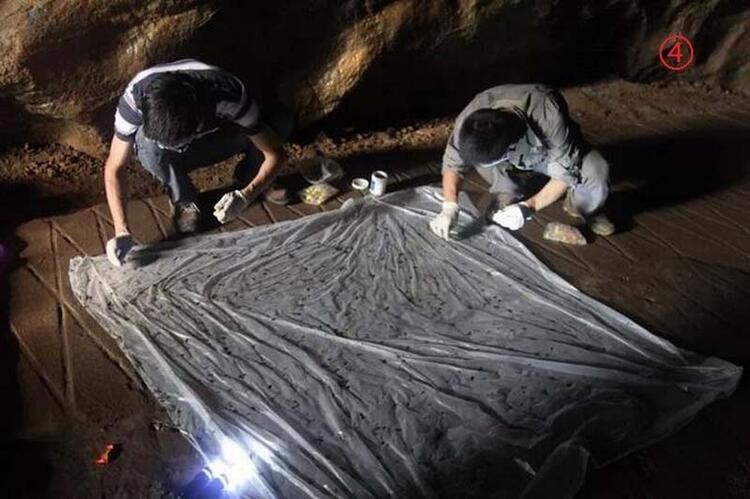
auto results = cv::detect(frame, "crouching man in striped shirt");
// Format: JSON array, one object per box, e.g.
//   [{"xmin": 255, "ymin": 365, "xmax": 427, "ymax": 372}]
[{"xmin": 104, "ymin": 59, "xmax": 290, "ymax": 267}]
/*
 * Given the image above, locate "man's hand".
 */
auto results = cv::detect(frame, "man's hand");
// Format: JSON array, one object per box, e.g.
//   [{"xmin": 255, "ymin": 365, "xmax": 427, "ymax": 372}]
[
  {"xmin": 214, "ymin": 190, "xmax": 249, "ymax": 224},
  {"xmin": 106, "ymin": 233, "xmax": 136, "ymax": 267},
  {"xmin": 491, "ymin": 202, "xmax": 533, "ymax": 231},
  {"xmin": 430, "ymin": 201, "xmax": 459, "ymax": 240},
  {"xmin": 525, "ymin": 178, "xmax": 569, "ymax": 213}
]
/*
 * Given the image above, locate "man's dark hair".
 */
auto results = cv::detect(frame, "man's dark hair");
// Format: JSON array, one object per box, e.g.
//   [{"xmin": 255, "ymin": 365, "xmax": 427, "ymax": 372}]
[
  {"xmin": 141, "ymin": 73, "xmax": 201, "ymax": 146},
  {"xmin": 458, "ymin": 109, "xmax": 526, "ymax": 165}
]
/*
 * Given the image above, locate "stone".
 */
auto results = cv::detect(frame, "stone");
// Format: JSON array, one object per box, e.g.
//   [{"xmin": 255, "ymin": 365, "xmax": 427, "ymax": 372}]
[
  {"xmin": 0, "ymin": 0, "xmax": 747, "ymax": 158},
  {"xmin": 543, "ymin": 222, "xmax": 588, "ymax": 245}
]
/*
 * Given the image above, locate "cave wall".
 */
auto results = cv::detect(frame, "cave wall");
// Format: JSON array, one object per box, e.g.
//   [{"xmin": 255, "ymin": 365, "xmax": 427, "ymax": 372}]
[{"xmin": 0, "ymin": 0, "xmax": 747, "ymax": 157}]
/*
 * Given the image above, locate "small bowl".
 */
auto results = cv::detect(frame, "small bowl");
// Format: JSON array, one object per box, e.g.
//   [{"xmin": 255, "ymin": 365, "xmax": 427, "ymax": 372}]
[{"xmin": 351, "ymin": 178, "xmax": 369, "ymax": 191}]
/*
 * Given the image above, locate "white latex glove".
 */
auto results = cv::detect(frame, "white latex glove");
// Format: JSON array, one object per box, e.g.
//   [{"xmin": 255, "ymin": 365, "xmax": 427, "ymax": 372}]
[
  {"xmin": 213, "ymin": 190, "xmax": 248, "ymax": 224},
  {"xmin": 429, "ymin": 201, "xmax": 459, "ymax": 240},
  {"xmin": 491, "ymin": 202, "xmax": 533, "ymax": 231},
  {"xmin": 106, "ymin": 234, "xmax": 136, "ymax": 267}
]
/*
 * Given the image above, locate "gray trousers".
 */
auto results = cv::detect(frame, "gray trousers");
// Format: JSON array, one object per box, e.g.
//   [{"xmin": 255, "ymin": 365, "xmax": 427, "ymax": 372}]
[
  {"xmin": 476, "ymin": 149, "xmax": 610, "ymax": 216},
  {"xmin": 134, "ymin": 126, "xmax": 262, "ymax": 203}
]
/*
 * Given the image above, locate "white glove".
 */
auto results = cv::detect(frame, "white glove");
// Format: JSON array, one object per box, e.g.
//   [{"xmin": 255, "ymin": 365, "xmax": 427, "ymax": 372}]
[
  {"xmin": 429, "ymin": 201, "xmax": 459, "ymax": 240},
  {"xmin": 213, "ymin": 190, "xmax": 248, "ymax": 224},
  {"xmin": 106, "ymin": 234, "xmax": 135, "ymax": 267},
  {"xmin": 491, "ymin": 202, "xmax": 533, "ymax": 231}
]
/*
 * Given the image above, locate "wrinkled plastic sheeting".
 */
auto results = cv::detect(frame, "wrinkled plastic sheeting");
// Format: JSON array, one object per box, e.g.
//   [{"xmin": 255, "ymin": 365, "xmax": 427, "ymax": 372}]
[{"xmin": 70, "ymin": 187, "xmax": 741, "ymax": 498}]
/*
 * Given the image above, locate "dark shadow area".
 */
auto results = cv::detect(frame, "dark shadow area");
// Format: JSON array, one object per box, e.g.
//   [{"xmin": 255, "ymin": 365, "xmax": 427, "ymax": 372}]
[
  {"xmin": 602, "ymin": 125, "xmax": 750, "ymax": 232},
  {"xmin": 313, "ymin": 2, "xmax": 642, "ymax": 132},
  {"xmin": 0, "ymin": 249, "xmax": 21, "ymax": 495},
  {"xmin": 170, "ymin": 1, "xmax": 693, "ymax": 138},
  {"xmin": 195, "ymin": 187, "xmax": 230, "ymax": 235},
  {"xmin": 527, "ymin": 124, "xmax": 750, "ymax": 360},
  {"xmin": 678, "ymin": 259, "xmax": 750, "ymax": 363},
  {"xmin": 0, "ymin": 236, "xmax": 52, "ymax": 497},
  {"xmin": 0, "ymin": 183, "xmax": 80, "ymax": 231},
  {"xmin": 579, "ymin": 371, "xmax": 750, "ymax": 499},
  {"xmin": 334, "ymin": 147, "xmax": 442, "ymax": 188}
]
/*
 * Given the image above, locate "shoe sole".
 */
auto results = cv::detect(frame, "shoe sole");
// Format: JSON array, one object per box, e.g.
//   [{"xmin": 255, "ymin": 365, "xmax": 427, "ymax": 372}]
[
  {"xmin": 591, "ymin": 225, "xmax": 615, "ymax": 237},
  {"xmin": 263, "ymin": 193, "xmax": 292, "ymax": 205}
]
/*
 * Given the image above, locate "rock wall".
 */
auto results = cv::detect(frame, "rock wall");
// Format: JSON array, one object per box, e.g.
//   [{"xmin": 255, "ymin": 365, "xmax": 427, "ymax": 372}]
[{"xmin": 0, "ymin": 0, "xmax": 747, "ymax": 157}]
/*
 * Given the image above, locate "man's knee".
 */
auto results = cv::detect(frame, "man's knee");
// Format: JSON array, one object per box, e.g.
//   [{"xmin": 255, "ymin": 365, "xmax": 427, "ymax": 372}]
[
  {"xmin": 572, "ymin": 150, "xmax": 610, "ymax": 214},
  {"xmin": 134, "ymin": 128, "xmax": 198, "ymax": 202},
  {"xmin": 581, "ymin": 150, "xmax": 610, "ymax": 185},
  {"xmin": 134, "ymin": 128, "xmax": 167, "ymax": 176},
  {"xmin": 182, "ymin": 126, "xmax": 251, "ymax": 170}
]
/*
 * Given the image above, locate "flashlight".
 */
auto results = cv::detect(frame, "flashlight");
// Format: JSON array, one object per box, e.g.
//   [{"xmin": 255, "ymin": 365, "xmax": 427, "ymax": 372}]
[
  {"xmin": 181, "ymin": 467, "xmax": 228, "ymax": 499},
  {"xmin": 180, "ymin": 437, "xmax": 260, "ymax": 498}
]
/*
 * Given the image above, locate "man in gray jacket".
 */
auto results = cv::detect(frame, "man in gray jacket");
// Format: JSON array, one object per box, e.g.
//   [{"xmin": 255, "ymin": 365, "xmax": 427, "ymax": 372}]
[{"xmin": 430, "ymin": 84, "xmax": 614, "ymax": 240}]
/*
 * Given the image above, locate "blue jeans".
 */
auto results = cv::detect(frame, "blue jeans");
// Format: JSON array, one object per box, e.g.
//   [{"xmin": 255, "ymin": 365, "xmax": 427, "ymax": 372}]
[{"xmin": 134, "ymin": 126, "xmax": 261, "ymax": 204}]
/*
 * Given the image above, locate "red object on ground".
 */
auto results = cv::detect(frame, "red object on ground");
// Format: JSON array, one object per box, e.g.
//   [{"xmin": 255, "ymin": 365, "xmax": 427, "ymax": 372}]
[{"xmin": 95, "ymin": 443, "xmax": 118, "ymax": 465}]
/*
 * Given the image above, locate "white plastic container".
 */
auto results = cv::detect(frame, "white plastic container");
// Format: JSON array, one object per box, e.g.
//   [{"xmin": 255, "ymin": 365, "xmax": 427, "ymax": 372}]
[
  {"xmin": 369, "ymin": 171, "xmax": 388, "ymax": 196},
  {"xmin": 351, "ymin": 178, "xmax": 369, "ymax": 192},
  {"xmin": 300, "ymin": 157, "xmax": 343, "ymax": 185}
]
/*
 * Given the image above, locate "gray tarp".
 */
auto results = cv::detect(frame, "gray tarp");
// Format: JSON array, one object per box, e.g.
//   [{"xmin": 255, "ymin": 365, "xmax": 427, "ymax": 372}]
[{"xmin": 70, "ymin": 187, "xmax": 741, "ymax": 498}]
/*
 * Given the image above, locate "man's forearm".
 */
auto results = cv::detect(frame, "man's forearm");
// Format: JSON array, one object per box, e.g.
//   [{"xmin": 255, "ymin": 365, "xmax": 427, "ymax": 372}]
[
  {"xmin": 105, "ymin": 166, "xmax": 130, "ymax": 235},
  {"xmin": 240, "ymin": 151, "xmax": 287, "ymax": 198},
  {"xmin": 102, "ymin": 136, "xmax": 133, "ymax": 236},
  {"xmin": 526, "ymin": 178, "xmax": 568, "ymax": 212},
  {"xmin": 442, "ymin": 170, "xmax": 461, "ymax": 203}
]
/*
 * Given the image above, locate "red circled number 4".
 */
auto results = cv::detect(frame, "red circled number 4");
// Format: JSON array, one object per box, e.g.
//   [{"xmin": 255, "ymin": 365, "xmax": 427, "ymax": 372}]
[{"xmin": 667, "ymin": 41, "xmax": 683, "ymax": 63}]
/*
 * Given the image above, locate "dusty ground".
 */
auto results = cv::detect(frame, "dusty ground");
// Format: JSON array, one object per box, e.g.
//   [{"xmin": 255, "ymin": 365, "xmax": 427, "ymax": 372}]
[{"xmin": 1, "ymin": 79, "xmax": 749, "ymax": 497}]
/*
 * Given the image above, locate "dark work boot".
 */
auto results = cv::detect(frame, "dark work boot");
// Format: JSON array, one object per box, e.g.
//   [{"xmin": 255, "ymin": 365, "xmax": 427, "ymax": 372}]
[{"xmin": 169, "ymin": 200, "xmax": 201, "ymax": 234}]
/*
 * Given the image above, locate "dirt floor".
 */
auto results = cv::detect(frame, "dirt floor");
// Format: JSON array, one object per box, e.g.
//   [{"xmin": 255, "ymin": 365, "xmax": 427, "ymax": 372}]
[{"xmin": 1, "ymin": 79, "xmax": 749, "ymax": 497}]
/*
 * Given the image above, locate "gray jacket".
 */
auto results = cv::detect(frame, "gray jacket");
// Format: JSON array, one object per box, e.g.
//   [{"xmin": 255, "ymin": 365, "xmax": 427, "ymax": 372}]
[{"xmin": 442, "ymin": 84, "xmax": 583, "ymax": 183}]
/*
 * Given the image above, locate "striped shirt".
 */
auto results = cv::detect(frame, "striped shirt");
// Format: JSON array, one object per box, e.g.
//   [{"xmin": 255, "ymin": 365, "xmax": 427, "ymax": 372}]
[{"xmin": 114, "ymin": 59, "xmax": 262, "ymax": 142}]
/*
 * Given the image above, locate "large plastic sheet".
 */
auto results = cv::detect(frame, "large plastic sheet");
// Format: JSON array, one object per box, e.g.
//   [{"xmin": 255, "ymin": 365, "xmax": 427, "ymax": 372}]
[{"xmin": 70, "ymin": 187, "xmax": 741, "ymax": 498}]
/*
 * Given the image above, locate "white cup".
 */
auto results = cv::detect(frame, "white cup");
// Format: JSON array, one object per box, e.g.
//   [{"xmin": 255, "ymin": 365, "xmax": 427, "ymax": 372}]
[
  {"xmin": 369, "ymin": 170, "xmax": 388, "ymax": 196},
  {"xmin": 351, "ymin": 178, "xmax": 369, "ymax": 191}
]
